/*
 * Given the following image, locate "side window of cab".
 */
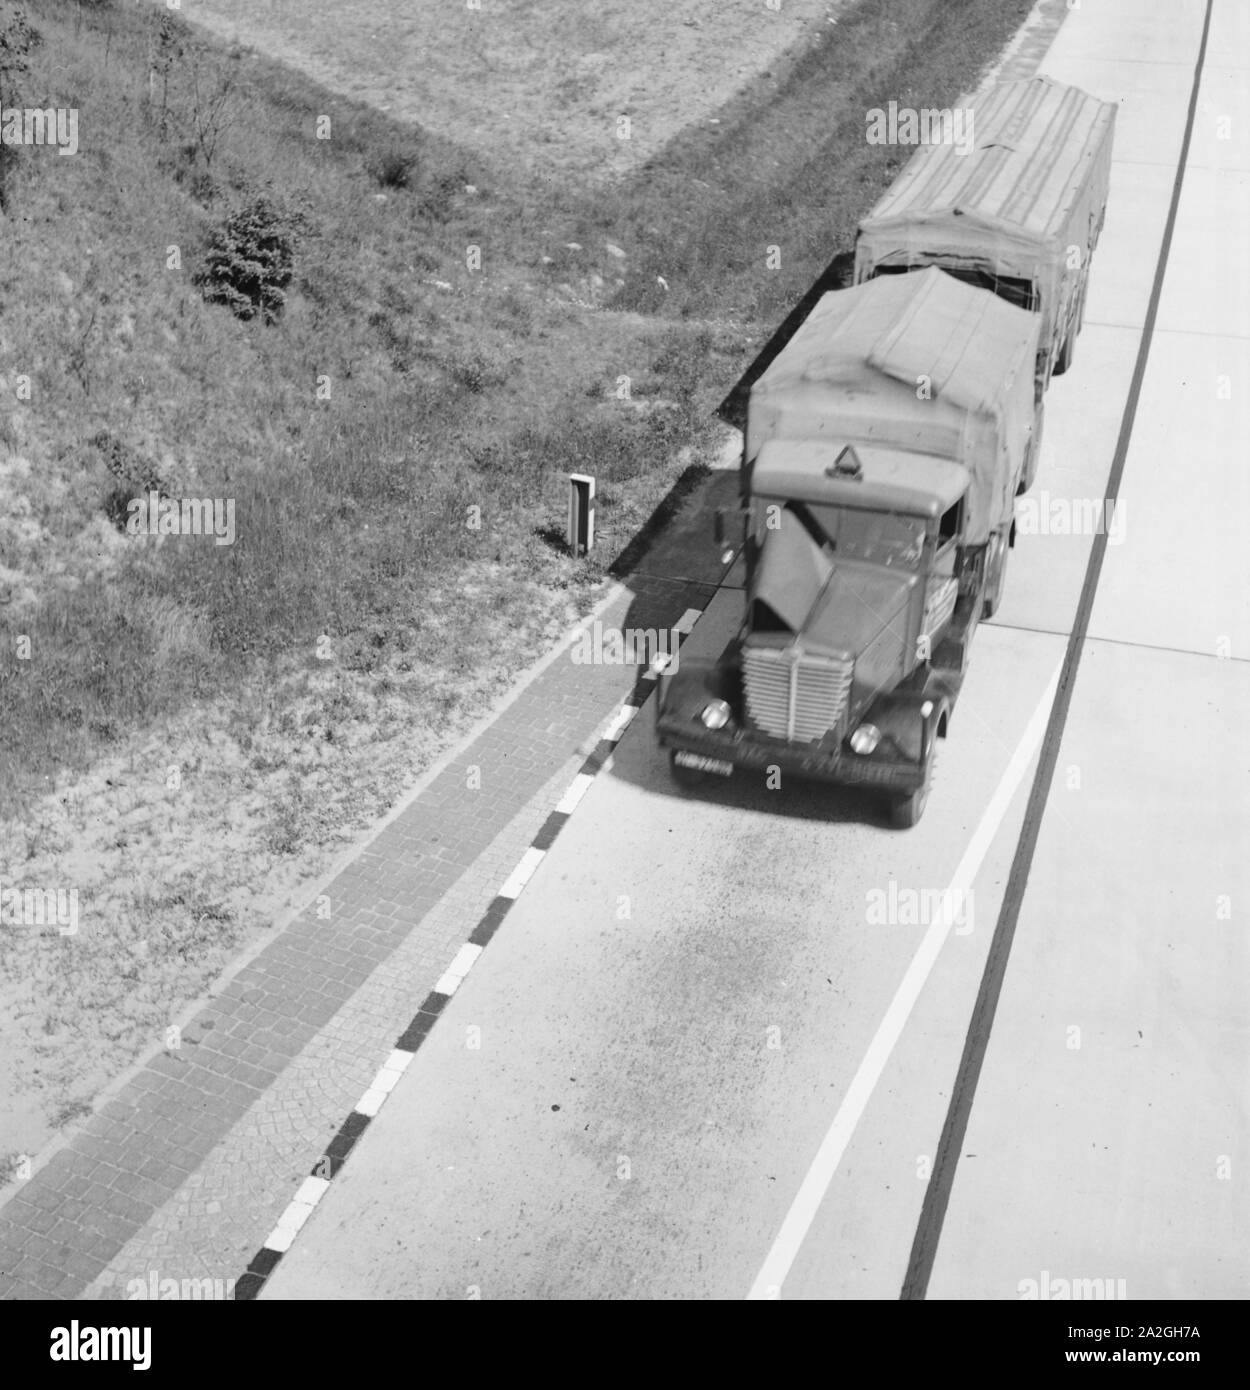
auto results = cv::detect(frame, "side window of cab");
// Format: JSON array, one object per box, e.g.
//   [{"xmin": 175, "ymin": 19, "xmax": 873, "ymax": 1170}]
[{"xmin": 934, "ymin": 500, "xmax": 962, "ymax": 574}]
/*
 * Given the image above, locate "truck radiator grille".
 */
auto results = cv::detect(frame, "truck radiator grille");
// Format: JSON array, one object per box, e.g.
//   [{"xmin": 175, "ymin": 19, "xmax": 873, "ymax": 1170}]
[
  {"xmin": 921, "ymin": 577, "xmax": 958, "ymax": 645},
  {"xmin": 742, "ymin": 645, "xmax": 853, "ymax": 743}
]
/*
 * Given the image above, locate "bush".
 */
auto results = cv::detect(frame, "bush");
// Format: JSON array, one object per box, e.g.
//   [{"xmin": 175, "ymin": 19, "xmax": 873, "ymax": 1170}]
[
  {"xmin": 89, "ymin": 431, "xmax": 169, "ymax": 530},
  {"xmin": 443, "ymin": 349, "xmax": 503, "ymax": 395},
  {"xmin": 194, "ymin": 194, "xmax": 300, "ymax": 323},
  {"xmin": 158, "ymin": 140, "xmax": 216, "ymax": 204},
  {"xmin": 0, "ymin": 6, "xmax": 42, "ymax": 209},
  {"xmin": 649, "ymin": 326, "xmax": 714, "ymax": 411},
  {"xmin": 0, "ymin": 141, "xmax": 19, "ymax": 212},
  {"xmin": 366, "ymin": 143, "xmax": 419, "ymax": 189},
  {"xmin": 421, "ymin": 165, "xmax": 470, "ymax": 222}
]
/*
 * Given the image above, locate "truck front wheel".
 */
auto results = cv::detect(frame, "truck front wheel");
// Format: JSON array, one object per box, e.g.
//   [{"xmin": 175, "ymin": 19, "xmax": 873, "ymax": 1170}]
[
  {"xmin": 1053, "ymin": 301, "xmax": 1080, "ymax": 375},
  {"xmin": 981, "ymin": 530, "xmax": 1010, "ymax": 619},
  {"xmin": 887, "ymin": 707, "xmax": 943, "ymax": 828},
  {"xmin": 889, "ymin": 782, "xmax": 930, "ymax": 828},
  {"xmin": 1018, "ymin": 400, "xmax": 1044, "ymax": 494}
]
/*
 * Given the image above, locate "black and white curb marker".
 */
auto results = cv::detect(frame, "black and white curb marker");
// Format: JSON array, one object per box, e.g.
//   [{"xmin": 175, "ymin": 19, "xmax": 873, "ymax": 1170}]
[{"xmin": 234, "ymin": 606, "xmax": 703, "ymax": 1297}]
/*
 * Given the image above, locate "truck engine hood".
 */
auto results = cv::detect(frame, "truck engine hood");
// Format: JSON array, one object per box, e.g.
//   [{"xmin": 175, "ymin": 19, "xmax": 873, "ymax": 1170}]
[{"xmin": 748, "ymin": 507, "xmax": 917, "ymax": 661}]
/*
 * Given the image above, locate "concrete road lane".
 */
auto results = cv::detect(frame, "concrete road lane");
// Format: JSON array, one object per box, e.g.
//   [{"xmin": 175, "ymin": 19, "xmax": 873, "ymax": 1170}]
[
  {"xmin": 926, "ymin": 0, "xmax": 1250, "ymax": 1300},
  {"xmin": 262, "ymin": 619, "xmax": 1064, "ymax": 1300},
  {"xmin": 927, "ymin": 647, "xmax": 1250, "ymax": 1300},
  {"xmin": 262, "ymin": 0, "xmax": 1238, "ymax": 1300}
]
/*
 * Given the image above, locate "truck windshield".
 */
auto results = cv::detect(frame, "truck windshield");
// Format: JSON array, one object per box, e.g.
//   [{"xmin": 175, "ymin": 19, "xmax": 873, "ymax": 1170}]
[{"xmin": 764, "ymin": 500, "xmax": 927, "ymax": 570}]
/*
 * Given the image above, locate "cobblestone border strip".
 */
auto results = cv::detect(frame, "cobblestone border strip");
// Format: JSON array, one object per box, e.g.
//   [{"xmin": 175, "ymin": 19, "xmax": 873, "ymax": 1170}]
[
  {"xmin": 0, "ymin": 575, "xmax": 633, "ymax": 1220},
  {"xmin": 0, "ymin": 569, "xmax": 721, "ymax": 1299},
  {"xmin": 233, "ymin": 606, "xmax": 703, "ymax": 1299}
]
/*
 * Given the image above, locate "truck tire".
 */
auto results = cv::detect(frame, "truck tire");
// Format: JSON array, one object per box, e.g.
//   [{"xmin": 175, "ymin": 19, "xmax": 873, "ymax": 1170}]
[
  {"xmin": 1018, "ymin": 400, "xmax": 1044, "ymax": 494},
  {"xmin": 889, "ymin": 782, "xmax": 929, "ymax": 828},
  {"xmin": 889, "ymin": 744, "xmax": 937, "ymax": 827},
  {"xmin": 981, "ymin": 530, "xmax": 1009, "ymax": 620},
  {"xmin": 887, "ymin": 707, "xmax": 942, "ymax": 828},
  {"xmin": 1054, "ymin": 283, "xmax": 1087, "ymax": 375}
]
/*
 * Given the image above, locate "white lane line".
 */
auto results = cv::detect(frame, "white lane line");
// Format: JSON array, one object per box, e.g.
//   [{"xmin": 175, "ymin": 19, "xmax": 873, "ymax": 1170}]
[
  {"xmin": 675, "ymin": 607, "xmax": 703, "ymax": 635},
  {"xmin": 354, "ymin": 1087, "xmax": 389, "ymax": 1119},
  {"xmin": 601, "ymin": 703, "xmax": 640, "ymax": 741},
  {"xmin": 381, "ymin": 1047, "xmax": 415, "ymax": 1076},
  {"xmin": 292, "ymin": 1176, "xmax": 332, "ymax": 1209},
  {"xmin": 746, "ymin": 662, "xmax": 1064, "ymax": 1300},
  {"xmin": 434, "ymin": 942, "xmax": 484, "ymax": 996},
  {"xmin": 555, "ymin": 773, "xmax": 595, "ymax": 815},
  {"xmin": 497, "ymin": 846, "xmax": 547, "ymax": 900},
  {"xmin": 263, "ymin": 1176, "xmax": 333, "ymax": 1253},
  {"xmin": 444, "ymin": 944, "xmax": 482, "ymax": 980}
]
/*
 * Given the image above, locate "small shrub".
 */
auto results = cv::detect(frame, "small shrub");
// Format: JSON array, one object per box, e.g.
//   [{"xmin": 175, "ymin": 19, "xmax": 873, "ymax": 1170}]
[
  {"xmin": 444, "ymin": 350, "xmax": 497, "ymax": 394},
  {"xmin": 367, "ymin": 308, "xmax": 417, "ymax": 374},
  {"xmin": 498, "ymin": 285, "xmax": 534, "ymax": 337},
  {"xmin": 157, "ymin": 139, "xmax": 197, "ymax": 180},
  {"xmin": 49, "ymin": 1098, "xmax": 93, "ymax": 1130},
  {"xmin": 0, "ymin": 142, "xmax": 20, "ymax": 212},
  {"xmin": 186, "ymin": 169, "xmax": 217, "ymax": 205},
  {"xmin": 649, "ymin": 325, "xmax": 714, "ymax": 413},
  {"xmin": 265, "ymin": 779, "xmax": 309, "ymax": 856},
  {"xmin": 158, "ymin": 139, "xmax": 216, "ymax": 203},
  {"xmin": 0, "ymin": 6, "xmax": 42, "ymax": 209},
  {"xmin": 0, "ymin": 7, "xmax": 42, "ymax": 94},
  {"xmin": 421, "ymin": 165, "xmax": 470, "ymax": 222},
  {"xmin": 366, "ymin": 143, "xmax": 419, "ymax": 189},
  {"xmin": 194, "ymin": 194, "xmax": 301, "ymax": 324},
  {"xmin": 89, "ymin": 430, "xmax": 169, "ymax": 530},
  {"xmin": 148, "ymin": 11, "xmax": 188, "ymax": 140}
]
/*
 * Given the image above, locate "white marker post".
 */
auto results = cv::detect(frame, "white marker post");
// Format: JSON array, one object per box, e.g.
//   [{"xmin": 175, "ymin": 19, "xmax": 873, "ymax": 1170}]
[{"xmin": 568, "ymin": 473, "xmax": 595, "ymax": 556}]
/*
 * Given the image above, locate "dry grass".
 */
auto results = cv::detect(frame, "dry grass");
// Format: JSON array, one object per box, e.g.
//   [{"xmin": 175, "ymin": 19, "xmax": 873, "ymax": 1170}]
[
  {"xmin": 0, "ymin": 0, "xmax": 1038, "ymax": 1159},
  {"xmin": 178, "ymin": 0, "xmax": 839, "ymax": 182}
]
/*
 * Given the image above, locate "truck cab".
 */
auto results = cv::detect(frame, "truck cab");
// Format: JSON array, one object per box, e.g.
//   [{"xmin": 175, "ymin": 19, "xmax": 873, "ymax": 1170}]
[
  {"xmin": 656, "ymin": 268, "xmax": 1037, "ymax": 826},
  {"xmin": 741, "ymin": 440, "xmax": 971, "ymax": 739},
  {"xmin": 660, "ymin": 441, "xmax": 981, "ymax": 826}
]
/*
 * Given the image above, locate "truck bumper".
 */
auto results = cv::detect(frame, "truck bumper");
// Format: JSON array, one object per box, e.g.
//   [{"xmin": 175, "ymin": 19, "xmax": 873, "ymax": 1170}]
[{"xmin": 655, "ymin": 660, "xmax": 930, "ymax": 796}]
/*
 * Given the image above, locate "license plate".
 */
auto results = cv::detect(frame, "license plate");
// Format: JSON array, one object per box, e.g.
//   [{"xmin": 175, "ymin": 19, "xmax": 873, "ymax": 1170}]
[{"xmin": 674, "ymin": 750, "xmax": 733, "ymax": 777}]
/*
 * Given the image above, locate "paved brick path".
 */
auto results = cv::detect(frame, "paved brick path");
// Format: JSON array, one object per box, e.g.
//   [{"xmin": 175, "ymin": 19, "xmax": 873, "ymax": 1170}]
[{"xmin": 0, "ymin": 474, "xmax": 737, "ymax": 1300}]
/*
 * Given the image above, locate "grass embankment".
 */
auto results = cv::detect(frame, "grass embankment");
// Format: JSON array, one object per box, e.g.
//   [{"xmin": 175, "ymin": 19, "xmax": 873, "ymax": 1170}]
[{"xmin": 0, "ymin": 0, "xmax": 1037, "ymax": 1159}]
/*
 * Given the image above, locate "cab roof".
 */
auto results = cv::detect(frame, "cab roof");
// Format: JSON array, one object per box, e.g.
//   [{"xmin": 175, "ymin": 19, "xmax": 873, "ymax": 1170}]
[
  {"xmin": 752, "ymin": 440, "xmax": 970, "ymax": 518},
  {"xmin": 750, "ymin": 264, "xmax": 1040, "ymax": 420}
]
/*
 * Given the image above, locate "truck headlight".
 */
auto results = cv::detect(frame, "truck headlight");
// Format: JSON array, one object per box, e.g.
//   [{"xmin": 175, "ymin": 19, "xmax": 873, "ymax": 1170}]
[
  {"xmin": 850, "ymin": 723, "xmax": 881, "ymax": 755},
  {"xmin": 701, "ymin": 699, "xmax": 731, "ymax": 730}
]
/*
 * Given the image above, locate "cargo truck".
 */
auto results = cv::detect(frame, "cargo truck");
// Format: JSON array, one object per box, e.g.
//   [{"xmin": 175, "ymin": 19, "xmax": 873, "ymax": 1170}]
[
  {"xmin": 853, "ymin": 76, "xmax": 1115, "ymax": 489},
  {"xmin": 654, "ymin": 267, "xmax": 1041, "ymax": 826}
]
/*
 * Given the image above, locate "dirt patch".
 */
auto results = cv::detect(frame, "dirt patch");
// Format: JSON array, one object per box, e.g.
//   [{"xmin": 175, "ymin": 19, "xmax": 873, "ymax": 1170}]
[{"xmin": 178, "ymin": 0, "xmax": 842, "ymax": 182}]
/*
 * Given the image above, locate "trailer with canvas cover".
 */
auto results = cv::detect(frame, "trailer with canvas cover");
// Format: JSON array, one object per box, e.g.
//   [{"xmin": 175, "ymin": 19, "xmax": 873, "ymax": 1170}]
[{"xmin": 853, "ymin": 73, "xmax": 1115, "ymax": 488}]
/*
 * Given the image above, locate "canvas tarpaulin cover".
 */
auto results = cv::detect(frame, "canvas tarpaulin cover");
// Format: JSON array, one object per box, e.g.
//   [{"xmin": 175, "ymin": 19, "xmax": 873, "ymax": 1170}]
[{"xmin": 747, "ymin": 267, "xmax": 1040, "ymax": 544}]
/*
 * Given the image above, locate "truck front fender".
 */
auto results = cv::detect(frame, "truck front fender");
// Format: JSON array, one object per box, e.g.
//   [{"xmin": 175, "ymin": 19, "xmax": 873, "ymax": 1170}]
[
  {"xmin": 867, "ymin": 688, "xmax": 952, "ymax": 763},
  {"xmin": 656, "ymin": 656, "xmax": 740, "ymax": 736}
]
